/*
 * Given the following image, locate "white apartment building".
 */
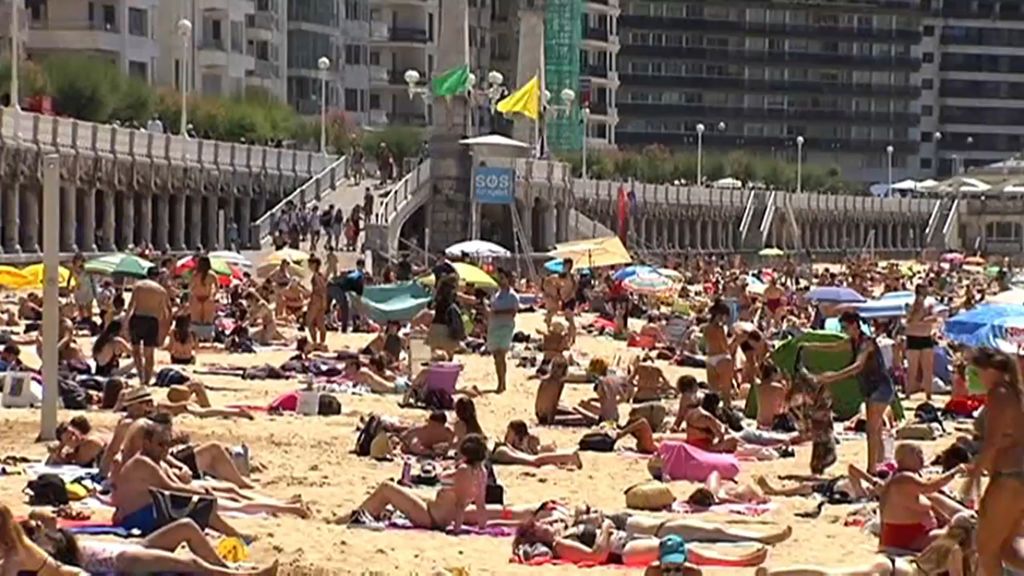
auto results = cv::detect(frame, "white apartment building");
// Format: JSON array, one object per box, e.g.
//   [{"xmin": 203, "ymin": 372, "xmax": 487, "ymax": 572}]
[
  {"xmin": 581, "ymin": 0, "xmax": 620, "ymax": 148},
  {"xmin": 17, "ymin": 0, "xmax": 160, "ymax": 83},
  {"xmin": 245, "ymin": 0, "xmax": 285, "ymax": 100},
  {"xmin": 155, "ymin": 0, "xmax": 255, "ymax": 98},
  {"xmin": 368, "ymin": 0, "xmax": 436, "ymax": 128}
]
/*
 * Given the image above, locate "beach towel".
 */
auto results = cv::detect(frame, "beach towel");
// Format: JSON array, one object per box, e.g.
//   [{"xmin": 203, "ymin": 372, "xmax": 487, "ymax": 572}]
[
  {"xmin": 387, "ymin": 517, "xmax": 515, "ymax": 537},
  {"xmin": 23, "ymin": 463, "xmax": 98, "ymax": 482},
  {"xmin": 352, "ymin": 282, "xmax": 433, "ymax": 323},
  {"xmin": 670, "ymin": 501, "xmax": 776, "ymax": 517},
  {"xmin": 512, "ymin": 545, "xmax": 763, "ymax": 568},
  {"xmin": 658, "ymin": 441, "xmax": 740, "ymax": 483}
]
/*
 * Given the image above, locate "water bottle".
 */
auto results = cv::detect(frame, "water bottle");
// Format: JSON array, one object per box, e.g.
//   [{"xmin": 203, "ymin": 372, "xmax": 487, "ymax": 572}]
[{"xmin": 882, "ymin": 429, "xmax": 895, "ymax": 463}]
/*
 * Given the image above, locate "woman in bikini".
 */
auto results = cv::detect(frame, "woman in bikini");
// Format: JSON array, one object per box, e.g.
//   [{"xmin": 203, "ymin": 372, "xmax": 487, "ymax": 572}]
[
  {"xmin": 703, "ymin": 300, "xmax": 736, "ymax": 403},
  {"xmin": 243, "ymin": 291, "xmax": 284, "ymax": 345},
  {"xmin": 763, "ymin": 277, "xmax": 786, "ymax": 324},
  {"xmin": 963, "ymin": 348, "xmax": 1024, "ymax": 576},
  {"xmin": 491, "ymin": 420, "xmax": 582, "ymax": 469},
  {"xmin": 92, "ymin": 318, "xmax": 132, "ymax": 377},
  {"xmin": 189, "ymin": 256, "xmax": 218, "ymax": 327},
  {"xmin": 905, "ymin": 284, "xmax": 939, "ymax": 401},
  {"xmin": 47, "ymin": 416, "xmax": 107, "ymax": 468},
  {"xmin": 305, "ymin": 256, "xmax": 328, "ymax": 350},
  {"xmin": 0, "ymin": 504, "xmax": 87, "ymax": 576},
  {"xmin": 348, "ymin": 434, "xmax": 489, "ymax": 531},
  {"xmin": 166, "ymin": 315, "xmax": 197, "ymax": 365}
]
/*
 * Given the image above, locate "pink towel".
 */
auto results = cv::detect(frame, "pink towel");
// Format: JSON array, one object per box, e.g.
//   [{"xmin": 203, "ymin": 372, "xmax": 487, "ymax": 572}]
[
  {"xmin": 658, "ymin": 441, "xmax": 740, "ymax": 483},
  {"xmin": 671, "ymin": 501, "xmax": 776, "ymax": 517}
]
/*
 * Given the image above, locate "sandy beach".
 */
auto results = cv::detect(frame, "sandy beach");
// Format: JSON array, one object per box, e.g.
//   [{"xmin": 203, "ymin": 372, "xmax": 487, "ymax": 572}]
[{"xmin": 0, "ymin": 311, "xmax": 935, "ymax": 575}]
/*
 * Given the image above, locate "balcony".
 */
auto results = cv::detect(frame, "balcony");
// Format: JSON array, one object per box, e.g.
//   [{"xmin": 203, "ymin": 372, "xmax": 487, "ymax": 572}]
[
  {"xmin": 26, "ymin": 19, "xmax": 123, "ymax": 53},
  {"xmin": 620, "ymin": 15, "xmax": 922, "ymax": 44},
  {"xmin": 620, "ymin": 45, "xmax": 920, "ymax": 71},
  {"xmin": 618, "ymin": 74, "xmax": 921, "ymax": 98},
  {"xmin": 614, "ymin": 131, "xmax": 920, "ymax": 155},
  {"xmin": 584, "ymin": 27, "xmax": 610, "ymax": 42},
  {"xmin": 389, "ymin": 26, "xmax": 430, "ymax": 43},
  {"xmin": 293, "ymin": 98, "xmax": 320, "ymax": 116},
  {"xmin": 370, "ymin": 65, "xmax": 390, "ymax": 83},
  {"xmin": 581, "ymin": 64, "xmax": 609, "ymax": 78},
  {"xmin": 588, "ymin": 101, "xmax": 610, "ymax": 115},
  {"xmin": 198, "ymin": 39, "xmax": 229, "ymax": 68},
  {"xmin": 249, "ymin": 11, "xmax": 277, "ymax": 31},
  {"xmin": 252, "ymin": 59, "xmax": 278, "ymax": 78},
  {"xmin": 617, "ymin": 102, "xmax": 919, "ymax": 126}
]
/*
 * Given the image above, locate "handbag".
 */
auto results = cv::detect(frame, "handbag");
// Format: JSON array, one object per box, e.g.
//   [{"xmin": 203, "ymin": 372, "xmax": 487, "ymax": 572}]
[{"xmin": 149, "ymin": 488, "xmax": 215, "ymax": 530}]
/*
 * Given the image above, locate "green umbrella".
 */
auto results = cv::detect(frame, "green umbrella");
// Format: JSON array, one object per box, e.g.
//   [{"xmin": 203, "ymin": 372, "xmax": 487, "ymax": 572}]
[{"xmin": 85, "ymin": 253, "xmax": 155, "ymax": 278}]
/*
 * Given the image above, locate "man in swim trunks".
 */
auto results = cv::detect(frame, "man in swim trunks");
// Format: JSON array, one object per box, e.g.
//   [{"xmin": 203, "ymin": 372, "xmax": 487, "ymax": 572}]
[
  {"xmin": 126, "ymin": 267, "xmax": 170, "ymax": 387},
  {"xmin": 878, "ymin": 443, "xmax": 965, "ymax": 552}
]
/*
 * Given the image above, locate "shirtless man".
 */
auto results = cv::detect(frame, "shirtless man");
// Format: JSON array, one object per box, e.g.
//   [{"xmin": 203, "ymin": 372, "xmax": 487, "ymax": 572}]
[
  {"xmin": 542, "ymin": 259, "xmax": 578, "ymax": 344},
  {"xmin": 703, "ymin": 301, "xmax": 735, "ymax": 402},
  {"xmin": 189, "ymin": 256, "xmax": 218, "ymax": 327},
  {"xmin": 127, "ymin": 268, "xmax": 170, "ymax": 386},
  {"xmin": 534, "ymin": 355, "xmax": 589, "ymax": 426},
  {"xmin": 755, "ymin": 364, "xmax": 789, "ymax": 430},
  {"xmin": 628, "ymin": 360, "xmax": 673, "ymax": 403},
  {"xmin": 306, "ymin": 256, "xmax": 328, "ymax": 349},
  {"xmin": 878, "ymin": 443, "xmax": 965, "ymax": 553},
  {"xmin": 400, "ymin": 411, "xmax": 455, "ymax": 456}
]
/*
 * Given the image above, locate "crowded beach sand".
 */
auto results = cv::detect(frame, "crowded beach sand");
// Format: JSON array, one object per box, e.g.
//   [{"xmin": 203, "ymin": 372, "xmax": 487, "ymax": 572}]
[{"xmin": 1, "ymin": 311, "xmax": 913, "ymax": 575}]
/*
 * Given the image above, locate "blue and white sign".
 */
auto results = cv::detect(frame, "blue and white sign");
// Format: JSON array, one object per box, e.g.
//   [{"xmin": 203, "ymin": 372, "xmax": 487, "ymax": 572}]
[{"xmin": 473, "ymin": 167, "xmax": 515, "ymax": 205}]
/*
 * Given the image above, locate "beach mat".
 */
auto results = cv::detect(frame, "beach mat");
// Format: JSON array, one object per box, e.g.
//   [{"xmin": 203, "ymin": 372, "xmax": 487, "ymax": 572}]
[
  {"xmin": 351, "ymin": 282, "xmax": 432, "ymax": 323},
  {"xmin": 745, "ymin": 331, "xmax": 903, "ymax": 422},
  {"xmin": 386, "ymin": 518, "xmax": 515, "ymax": 537},
  {"xmin": 513, "ymin": 544, "xmax": 764, "ymax": 568}
]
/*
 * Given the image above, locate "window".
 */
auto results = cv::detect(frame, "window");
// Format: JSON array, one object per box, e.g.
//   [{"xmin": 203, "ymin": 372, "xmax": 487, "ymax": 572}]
[
  {"xmin": 922, "ymin": 105, "xmax": 933, "ymax": 116},
  {"xmin": 920, "ymin": 158, "xmax": 933, "ymax": 169},
  {"xmin": 345, "ymin": 44, "xmax": 365, "ymax": 65},
  {"xmin": 128, "ymin": 8, "xmax": 147, "ymax": 37},
  {"xmin": 923, "ymin": 52, "xmax": 934, "ymax": 63},
  {"xmin": 345, "ymin": 88, "xmax": 359, "ymax": 111},
  {"xmin": 231, "ymin": 21, "xmax": 244, "ymax": 53},
  {"xmin": 986, "ymin": 221, "xmax": 1022, "ymax": 241},
  {"xmin": 29, "ymin": 0, "xmax": 42, "ymax": 21},
  {"xmin": 923, "ymin": 25, "xmax": 935, "ymax": 36},
  {"xmin": 922, "ymin": 78, "xmax": 934, "ymax": 90},
  {"xmin": 128, "ymin": 61, "xmax": 148, "ymax": 80},
  {"xmin": 921, "ymin": 131, "xmax": 933, "ymax": 142},
  {"xmin": 102, "ymin": 4, "xmax": 116, "ymax": 30},
  {"xmin": 370, "ymin": 93, "xmax": 380, "ymax": 109}
]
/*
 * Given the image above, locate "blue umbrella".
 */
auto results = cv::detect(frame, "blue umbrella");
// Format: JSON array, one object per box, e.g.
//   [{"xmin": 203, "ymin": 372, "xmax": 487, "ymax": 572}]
[
  {"xmin": 806, "ymin": 286, "xmax": 866, "ymax": 303},
  {"xmin": 943, "ymin": 304, "xmax": 1024, "ymax": 352},
  {"xmin": 854, "ymin": 292, "xmax": 948, "ymax": 319},
  {"xmin": 612, "ymin": 265, "xmax": 658, "ymax": 282},
  {"xmin": 544, "ymin": 258, "xmax": 590, "ymax": 275}
]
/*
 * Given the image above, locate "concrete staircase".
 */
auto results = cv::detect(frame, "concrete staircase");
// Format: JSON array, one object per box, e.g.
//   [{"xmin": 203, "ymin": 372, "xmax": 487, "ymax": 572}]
[{"xmin": 568, "ymin": 209, "xmax": 615, "ymax": 240}]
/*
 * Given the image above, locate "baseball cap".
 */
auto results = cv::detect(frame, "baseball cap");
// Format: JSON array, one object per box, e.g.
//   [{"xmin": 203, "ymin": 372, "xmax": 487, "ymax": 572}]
[{"xmin": 658, "ymin": 534, "xmax": 688, "ymax": 565}]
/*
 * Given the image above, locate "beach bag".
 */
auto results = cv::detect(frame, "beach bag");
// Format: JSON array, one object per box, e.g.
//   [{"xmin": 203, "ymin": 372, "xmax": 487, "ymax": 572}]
[
  {"xmin": 26, "ymin": 474, "xmax": 69, "ymax": 506},
  {"xmin": 57, "ymin": 378, "xmax": 89, "ymax": 410},
  {"xmin": 484, "ymin": 460, "xmax": 505, "ymax": 505},
  {"xmin": 155, "ymin": 368, "xmax": 190, "ymax": 388},
  {"xmin": 624, "ymin": 481, "xmax": 675, "ymax": 511},
  {"xmin": 578, "ymin": 432, "xmax": 617, "ymax": 452},
  {"xmin": 355, "ymin": 415, "xmax": 384, "ymax": 456},
  {"xmin": 317, "ymin": 394, "xmax": 342, "ymax": 416},
  {"xmin": 149, "ymin": 488, "xmax": 214, "ymax": 530},
  {"xmin": 421, "ymin": 388, "xmax": 454, "ymax": 411},
  {"xmin": 446, "ymin": 304, "xmax": 466, "ymax": 342},
  {"xmin": 627, "ymin": 402, "xmax": 668, "ymax": 432}
]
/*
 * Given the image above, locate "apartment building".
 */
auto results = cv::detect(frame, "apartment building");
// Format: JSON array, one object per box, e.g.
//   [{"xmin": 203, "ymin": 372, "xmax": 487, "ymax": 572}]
[
  {"xmin": 16, "ymin": 0, "xmax": 160, "ymax": 83},
  {"xmin": 916, "ymin": 0, "xmax": 1024, "ymax": 178},
  {"xmin": 616, "ymin": 0, "xmax": 923, "ymax": 183},
  {"xmin": 581, "ymin": 0, "xmax": 619, "ymax": 149},
  {"xmin": 368, "ymin": 0, "xmax": 436, "ymax": 128},
  {"xmin": 245, "ymin": 0, "xmax": 285, "ymax": 100},
  {"xmin": 154, "ymin": 0, "xmax": 255, "ymax": 98}
]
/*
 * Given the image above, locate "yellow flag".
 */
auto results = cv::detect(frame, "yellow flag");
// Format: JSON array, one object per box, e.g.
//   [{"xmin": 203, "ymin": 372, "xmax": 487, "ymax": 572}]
[{"xmin": 496, "ymin": 75, "xmax": 541, "ymax": 120}]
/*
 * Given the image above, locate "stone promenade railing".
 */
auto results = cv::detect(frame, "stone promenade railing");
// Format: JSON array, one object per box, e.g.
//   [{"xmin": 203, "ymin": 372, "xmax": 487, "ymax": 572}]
[{"xmin": 0, "ymin": 108, "xmax": 334, "ymax": 177}]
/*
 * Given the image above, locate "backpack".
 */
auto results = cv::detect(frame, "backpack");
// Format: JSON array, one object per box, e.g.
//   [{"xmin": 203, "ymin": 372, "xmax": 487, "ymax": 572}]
[
  {"xmin": 421, "ymin": 387, "xmax": 454, "ymax": 411},
  {"xmin": 26, "ymin": 474, "xmax": 69, "ymax": 506},
  {"xmin": 578, "ymin": 431, "xmax": 617, "ymax": 452},
  {"xmin": 57, "ymin": 378, "xmax": 89, "ymax": 410},
  {"xmin": 355, "ymin": 415, "xmax": 384, "ymax": 456},
  {"xmin": 483, "ymin": 460, "xmax": 505, "ymax": 505}
]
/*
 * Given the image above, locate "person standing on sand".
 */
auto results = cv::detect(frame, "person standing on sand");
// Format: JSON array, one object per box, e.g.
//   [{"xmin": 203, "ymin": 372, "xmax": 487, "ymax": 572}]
[
  {"xmin": 306, "ymin": 256, "xmax": 328, "ymax": 350},
  {"xmin": 703, "ymin": 300, "xmax": 735, "ymax": 403},
  {"xmin": 127, "ymin": 267, "xmax": 169, "ymax": 387},
  {"xmin": 487, "ymin": 267, "xmax": 518, "ymax": 394},
  {"xmin": 189, "ymin": 256, "xmax": 218, "ymax": 327}
]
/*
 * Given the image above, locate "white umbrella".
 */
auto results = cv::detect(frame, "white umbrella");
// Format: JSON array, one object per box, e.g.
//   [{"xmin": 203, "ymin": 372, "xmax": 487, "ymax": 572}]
[
  {"xmin": 209, "ymin": 250, "xmax": 253, "ymax": 271},
  {"xmin": 445, "ymin": 240, "xmax": 512, "ymax": 258}
]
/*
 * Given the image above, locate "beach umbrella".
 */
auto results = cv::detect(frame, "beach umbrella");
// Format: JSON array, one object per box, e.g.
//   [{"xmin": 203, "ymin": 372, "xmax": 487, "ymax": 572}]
[
  {"xmin": 444, "ymin": 240, "xmax": 512, "ymax": 258},
  {"xmin": 84, "ymin": 253, "xmax": 154, "ymax": 278},
  {"xmin": 544, "ymin": 258, "xmax": 566, "ymax": 274},
  {"xmin": 964, "ymin": 256, "xmax": 986, "ymax": 267},
  {"xmin": 944, "ymin": 304, "xmax": 1024, "ymax": 353},
  {"xmin": 612, "ymin": 265, "xmax": 659, "ymax": 282},
  {"xmin": 941, "ymin": 252, "xmax": 964, "ymax": 264},
  {"xmin": 758, "ymin": 247, "xmax": 785, "ymax": 257},
  {"xmin": 806, "ymin": 286, "xmax": 866, "ymax": 303},
  {"xmin": 265, "ymin": 248, "xmax": 310, "ymax": 265},
  {"xmin": 548, "ymin": 236, "xmax": 632, "ymax": 268},
  {"xmin": 657, "ymin": 268, "xmax": 683, "ymax": 281},
  {"xmin": 21, "ymin": 263, "xmax": 75, "ymax": 289},
  {"xmin": 418, "ymin": 261, "xmax": 497, "ymax": 289},
  {"xmin": 209, "ymin": 250, "xmax": 253, "ymax": 271},
  {"xmin": 988, "ymin": 289, "xmax": 1024, "ymax": 306},
  {"xmin": 175, "ymin": 255, "xmax": 235, "ymax": 277},
  {"xmin": 0, "ymin": 265, "xmax": 31, "ymax": 289},
  {"xmin": 745, "ymin": 275, "xmax": 767, "ymax": 295},
  {"xmin": 622, "ymin": 270, "xmax": 675, "ymax": 295},
  {"xmin": 256, "ymin": 260, "xmax": 307, "ymax": 279}
]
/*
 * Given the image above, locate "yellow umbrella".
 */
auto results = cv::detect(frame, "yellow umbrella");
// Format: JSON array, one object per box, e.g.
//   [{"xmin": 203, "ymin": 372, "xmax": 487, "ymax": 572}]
[
  {"xmin": 0, "ymin": 265, "xmax": 31, "ymax": 289},
  {"xmin": 419, "ymin": 262, "xmax": 498, "ymax": 289},
  {"xmin": 548, "ymin": 236, "xmax": 632, "ymax": 269},
  {"xmin": 256, "ymin": 260, "xmax": 308, "ymax": 279},
  {"xmin": 21, "ymin": 263, "xmax": 75, "ymax": 289},
  {"xmin": 265, "ymin": 248, "xmax": 310, "ymax": 265}
]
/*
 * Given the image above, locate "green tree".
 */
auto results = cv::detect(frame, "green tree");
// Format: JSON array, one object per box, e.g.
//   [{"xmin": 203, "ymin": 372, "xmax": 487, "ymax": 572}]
[
  {"xmin": 0, "ymin": 59, "xmax": 48, "ymax": 103},
  {"xmin": 362, "ymin": 126, "xmax": 424, "ymax": 165},
  {"xmin": 42, "ymin": 55, "xmax": 121, "ymax": 122},
  {"xmin": 637, "ymin": 144, "xmax": 673, "ymax": 183},
  {"xmin": 725, "ymin": 150, "xmax": 757, "ymax": 183},
  {"xmin": 110, "ymin": 76, "xmax": 154, "ymax": 123}
]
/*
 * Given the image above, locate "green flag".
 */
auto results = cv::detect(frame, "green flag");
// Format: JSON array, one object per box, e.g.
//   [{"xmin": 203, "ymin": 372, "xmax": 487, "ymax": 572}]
[{"xmin": 430, "ymin": 65, "xmax": 471, "ymax": 98}]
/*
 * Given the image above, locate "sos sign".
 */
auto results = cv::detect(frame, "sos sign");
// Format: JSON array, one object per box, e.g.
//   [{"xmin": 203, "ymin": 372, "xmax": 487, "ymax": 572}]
[{"xmin": 473, "ymin": 167, "xmax": 515, "ymax": 205}]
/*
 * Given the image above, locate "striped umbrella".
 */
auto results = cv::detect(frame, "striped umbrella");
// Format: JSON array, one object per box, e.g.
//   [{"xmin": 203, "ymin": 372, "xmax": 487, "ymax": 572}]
[
  {"xmin": 623, "ymin": 270, "xmax": 676, "ymax": 295},
  {"xmin": 84, "ymin": 253, "xmax": 155, "ymax": 278}
]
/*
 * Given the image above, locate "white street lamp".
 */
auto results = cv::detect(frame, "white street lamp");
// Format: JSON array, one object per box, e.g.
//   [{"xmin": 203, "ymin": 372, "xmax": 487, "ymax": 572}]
[
  {"xmin": 9, "ymin": 0, "xmax": 19, "ymax": 111},
  {"xmin": 696, "ymin": 123, "xmax": 706, "ymax": 186},
  {"xmin": 886, "ymin": 144, "xmax": 894, "ymax": 196},
  {"xmin": 318, "ymin": 56, "xmax": 331, "ymax": 154},
  {"xmin": 403, "ymin": 68, "xmax": 431, "ymax": 102},
  {"xmin": 177, "ymin": 18, "xmax": 193, "ymax": 137},
  {"xmin": 796, "ymin": 136, "xmax": 805, "ymax": 194}
]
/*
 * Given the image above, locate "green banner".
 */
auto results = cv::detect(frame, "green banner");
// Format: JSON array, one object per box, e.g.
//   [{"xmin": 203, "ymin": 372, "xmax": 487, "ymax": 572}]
[{"xmin": 545, "ymin": 0, "xmax": 582, "ymax": 153}]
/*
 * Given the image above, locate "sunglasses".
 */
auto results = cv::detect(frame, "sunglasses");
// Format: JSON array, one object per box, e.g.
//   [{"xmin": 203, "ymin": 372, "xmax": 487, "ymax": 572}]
[{"xmin": 661, "ymin": 564, "xmax": 686, "ymax": 576}]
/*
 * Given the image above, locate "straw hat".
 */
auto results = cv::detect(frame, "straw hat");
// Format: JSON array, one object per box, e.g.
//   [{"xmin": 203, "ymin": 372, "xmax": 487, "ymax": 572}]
[{"xmin": 120, "ymin": 387, "xmax": 154, "ymax": 407}]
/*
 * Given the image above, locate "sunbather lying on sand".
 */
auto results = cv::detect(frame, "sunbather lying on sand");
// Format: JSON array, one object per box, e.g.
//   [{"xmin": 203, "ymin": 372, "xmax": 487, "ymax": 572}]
[{"xmin": 491, "ymin": 420, "xmax": 582, "ymax": 469}]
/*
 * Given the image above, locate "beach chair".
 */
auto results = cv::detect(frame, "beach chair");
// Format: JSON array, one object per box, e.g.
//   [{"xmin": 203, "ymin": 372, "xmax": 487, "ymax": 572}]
[
  {"xmin": 423, "ymin": 362, "xmax": 462, "ymax": 397},
  {"xmin": 1, "ymin": 372, "xmax": 44, "ymax": 408}
]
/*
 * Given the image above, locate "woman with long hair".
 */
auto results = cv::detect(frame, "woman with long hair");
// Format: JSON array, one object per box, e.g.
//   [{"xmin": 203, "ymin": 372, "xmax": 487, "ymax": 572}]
[
  {"xmin": 905, "ymin": 284, "xmax": 939, "ymax": 400},
  {"xmin": 167, "ymin": 314, "xmax": 197, "ymax": 364},
  {"xmin": 0, "ymin": 504, "xmax": 86, "ymax": 575},
  {"xmin": 427, "ymin": 274, "xmax": 462, "ymax": 359},
  {"xmin": 963, "ymin": 348, "xmax": 1024, "ymax": 575},
  {"xmin": 92, "ymin": 318, "xmax": 132, "ymax": 377},
  {"xmin": 189, "ymin": 255, "xmax": 218, "ymax": 326},
  {"xmin": 702, "ymin": 300, "xmax": 735, "ymax": 402},
  {"xmin": 454, "ymin": 397, "xmax": 485, "ymax": 442}
]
